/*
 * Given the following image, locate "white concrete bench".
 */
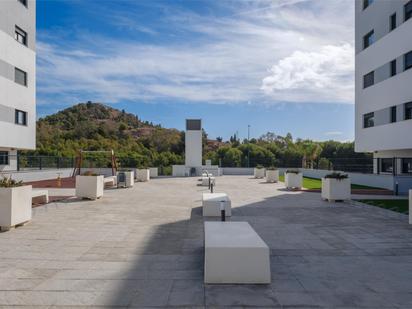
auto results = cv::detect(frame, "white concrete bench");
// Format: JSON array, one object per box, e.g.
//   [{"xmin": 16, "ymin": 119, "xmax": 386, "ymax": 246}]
[
  {"xmin": 104, "ymin": 176, "xmax": 117, "ymax": 188},
  {"xmin": 204, "ymin": 222, "xmax": 271, "ymax": 284},
  {"xmin": 32, "ymin": 190, "xmax": 49, "ymax": 204},
  {"xmin": 202, "ymin": 193, "xmax": 231, "ymax": 217},
  {"xmin": 201, "ymin": 176, "xmax": 215, "ymax": 186}
]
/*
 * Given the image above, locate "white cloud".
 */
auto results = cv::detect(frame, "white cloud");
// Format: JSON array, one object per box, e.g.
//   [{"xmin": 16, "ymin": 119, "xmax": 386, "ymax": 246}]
[
  {"xmin": 261, "ymin": 44, "xmax": 354, "ymax": 103},
  {"xmin": 36, "ymin": 0, "xmax": 355, "ymax": 106}
]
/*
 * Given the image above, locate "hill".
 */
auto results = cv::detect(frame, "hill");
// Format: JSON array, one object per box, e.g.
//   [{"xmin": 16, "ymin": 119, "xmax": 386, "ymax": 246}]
[{"xmin": 33, "ymin": 102, "xmax": 186, "ymax": 167}]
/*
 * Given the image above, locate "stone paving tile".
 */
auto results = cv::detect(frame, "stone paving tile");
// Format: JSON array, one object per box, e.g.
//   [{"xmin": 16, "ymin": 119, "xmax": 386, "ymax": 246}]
[{"xmin": 0, "ymin": 176, "xmax": 411, "ymax": 308}]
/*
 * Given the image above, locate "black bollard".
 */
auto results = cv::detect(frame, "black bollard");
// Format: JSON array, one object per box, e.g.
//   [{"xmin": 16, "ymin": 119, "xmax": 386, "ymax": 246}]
[
  {"xmin": 210, "ymin": 182, "xmax": 214, "ymax": 193},
  {"xmin": 220, "ymin": 200, "xmax": 225, "ymax": 222},
  {"xmin": 208, "ymin": 177, "xmax": 211, "ymax": 189},
  {"xmin": 395, "ymin": 182, "xmax": 399, "ymax": 196}
]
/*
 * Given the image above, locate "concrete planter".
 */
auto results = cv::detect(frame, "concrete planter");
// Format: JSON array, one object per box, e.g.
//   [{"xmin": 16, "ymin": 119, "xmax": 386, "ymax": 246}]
[
  {"xmin": 136, "ymin": 169, "xmax": 150, "ymax": 182},
  {"xmin": 149, "ymin": 168, "xmax": 158, "ymax": 178},
  {"xmin": 254, "ymin": 168, "xmax": 265, "ymax": 179},
  {"xmin": 75, "ymin": 175, "xmax": 104, "ymax": 200},
  {"xmin": 0, "ymin": 185, "xmax": 32, "ymax": 231},
  {"xmin": 118, "ymin": 171, "xmax": 134, "ymax": 188},
  {"xmin": 321, "ymin": 178, "xmax": 351, "ymax": 201},
  {"xmin": 266, "ymin": 170, "xmax": 279, "ymax": 183},
  {"xmin": 285, "ymin": 172, "xmax": 303, "ymax": 189},
  {"xmin": 409, "ymin": 190, "xmax": 412, "ymax": 225}
]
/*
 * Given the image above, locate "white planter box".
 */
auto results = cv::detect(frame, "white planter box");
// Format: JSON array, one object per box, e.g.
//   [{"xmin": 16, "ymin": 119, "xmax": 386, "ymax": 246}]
[
  {"xmin": 149, "ymin": 168, "xmax": 158, "ymax": 178},
  {"xmin": 202, "ymin": 193, "xmax": 231, "ymax": 217},
  {"xmin": 321, "ymin": 178, "xmax": 351, "ymax": 201},
  {"xmin": 254, "ymin": 168, "xmax": 265, "ymax": 179},
  {"xmin": 204, "ymin": 222, "xmax": 271, "ymax": 284},
  {"xmin": 285, "ymin": 172, "xmax": 303, "ymax": 189},
  {"xmin": 409, "ymin": 190, "xmax": 412, "ymax": 225},
  {"xmin": 75, "ymin": 175, "xmax": 104, "ymax": 200},
  {"xmin": 201, "ymin": 176, "xmax": 215, "ymax": 186},
  {"xmin": 136, "ymin": 169, "xmax": 150, "ymax": 182},
  {"xmin": 266, "ymin": 170, "xmax": 279, "ymax": 183},
  {"xmin": 0, "ymin": 185, "xmax": 32, "ymax": 231},
  {"xmin": 119, "ymin": 171, "xmax": 134, "ymax": 187}
]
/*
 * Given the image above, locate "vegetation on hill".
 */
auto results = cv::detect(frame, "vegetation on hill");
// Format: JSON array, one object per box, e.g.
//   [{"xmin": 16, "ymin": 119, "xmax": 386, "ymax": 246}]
[{"xmin": 25, "ymin": 102, "xmax": 371, "ymax": 171}]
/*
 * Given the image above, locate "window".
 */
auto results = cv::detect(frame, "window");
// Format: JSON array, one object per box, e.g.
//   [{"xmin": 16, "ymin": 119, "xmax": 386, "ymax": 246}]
[
  {"xmin": 405, "ymin": 102, "xmax": 412, "ymax": 120},
  {"xmin": 186, "ymin": 119, "xmax": 201, "ymax": 130},
  {"xmin": 0, "ymin": 151, "xmax": 9, "ymax": 166},
  {"xmin": 404, "ymin": 51, "xmax": 412, "ymax": 71},
  {"xmin": 18, "ymin": 0, "xmax": 27, "ymax": 7},
  {"xmin": 15, "ymin": 26, "xmax": 27, "ymax": 46},
  {"xmin": 15, "ymin": 109, "xmax": 27, "ymax": 126},
  {"xmin": 363, "ymin": 0, "xmax": 373, "ymax": 10},
  {"xmin": 363, "ymin": 30, "xmax": 374, "ymax": 49},
  {"xmin": 390, "ymin": 59, "xmax": 397, "ymax": 77},
  {"xmin": 363, "ymin": 112, "xmax": 374, "ymax": 128},
  {"xmin": 390, "ymin": 13, "xmax": 397, "ymax": 31},
  {"xmin": 363, "ymin": 71, "xmax": 374, "ymax": 88},
  {"xmin": 402, "ymin": 158, "xmax": 412, "ymax": 174},
  {"xmin": 405, "ymin": 0, "xmax": 412, "ymax": 21},
  {"xmin": 391, "ymin": 106, "xmax": 397, "ymax": 123},
  {"xmin": 14, "ymin": 68, "xmax": 27, "ymax": 86},
  {"xmin": 381, "ymin": 158, "xmax": 393, "ymax": 173}
]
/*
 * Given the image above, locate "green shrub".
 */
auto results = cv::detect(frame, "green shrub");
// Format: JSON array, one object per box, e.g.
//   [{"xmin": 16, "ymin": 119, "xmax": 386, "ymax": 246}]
[
  {"xmin": 324, "ymin": 172, "xmax": 348, "ymax": 180},
  {"xmin": 0, "ymin": 176, "xmax": 24, "ymax": 188}
]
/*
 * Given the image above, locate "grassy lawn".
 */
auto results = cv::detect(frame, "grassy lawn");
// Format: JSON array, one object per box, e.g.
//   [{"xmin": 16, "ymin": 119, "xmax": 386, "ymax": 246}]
[
  {"xmin": 357, "ymin": 199, "xmax": 409, "ymax": 214},
  {"xmin": 278, "ymin": 175, "xmax": 383, "ymax": 190}
]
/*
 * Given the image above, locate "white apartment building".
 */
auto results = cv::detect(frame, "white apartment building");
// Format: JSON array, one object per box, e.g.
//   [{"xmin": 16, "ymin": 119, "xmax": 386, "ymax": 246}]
[
  {"xmin": 0, "ymin": 0, "xmax": 36, "ymax": 171},
  {"xmin": 355, "ymin": 0, "xmax": 412, "ymax": 176}
]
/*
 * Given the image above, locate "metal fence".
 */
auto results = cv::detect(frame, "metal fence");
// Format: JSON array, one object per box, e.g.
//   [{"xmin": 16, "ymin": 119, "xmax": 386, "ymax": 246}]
[
  {"xmin": 0, "ymin": 154, "xmax": 375, "ymax": 175},
  {"xmin": 218, "ymin": 157, "xmax": 374, "ymax": 174}
]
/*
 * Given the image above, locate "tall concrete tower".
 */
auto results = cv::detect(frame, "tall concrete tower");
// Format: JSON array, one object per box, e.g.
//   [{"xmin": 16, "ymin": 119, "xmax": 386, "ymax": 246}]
[{"xmin": 185, "ymin": 119, "xmax": 202, "ymax": 167}]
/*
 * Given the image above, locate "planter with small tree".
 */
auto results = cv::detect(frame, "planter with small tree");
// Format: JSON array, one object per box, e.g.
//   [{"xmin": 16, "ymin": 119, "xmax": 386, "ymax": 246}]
[
  {"xmin": 254, "ymin": 165, "xmax": 266, "ymax": 179},
  {"xmin": 0, "ymin": 177, "xmax": 32, "ymax": 231},
  {"xmin": 321, "ymin": 172, "xmax": 350, "ymax": 202},
  {"xmin": 284, "ymin": 169, "xmax": 303, "ymax": 190},
  {"xmin": 266, "ymin": 167, "xmax": 279, "ymax": 183}
]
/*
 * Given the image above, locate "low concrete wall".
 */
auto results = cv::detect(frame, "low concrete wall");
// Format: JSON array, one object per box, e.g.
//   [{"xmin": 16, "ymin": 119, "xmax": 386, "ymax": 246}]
[
  {"xmin": 221, "ymin": 168, "xmax": 254, "ymax": 175},
  {"xmin": 1, "ymin": 168, "xmax": 73, "ymax": 182},
  {"xmin": 297, "ymin": 168, "xmax": 394, "ymax": 191}
]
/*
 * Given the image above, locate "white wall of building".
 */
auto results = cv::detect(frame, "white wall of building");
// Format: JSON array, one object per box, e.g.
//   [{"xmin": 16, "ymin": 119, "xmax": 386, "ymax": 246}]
[
  {"xmin": 185, "ymin": 130, "xmax": 202, "ymax": 167},
  {"xmin": 355, "ymin": 0, "xmax": 412, "ymax": 153},
  {"xmin": 0, "ymin": 0, "xmax": 36, "ymax": 172}
]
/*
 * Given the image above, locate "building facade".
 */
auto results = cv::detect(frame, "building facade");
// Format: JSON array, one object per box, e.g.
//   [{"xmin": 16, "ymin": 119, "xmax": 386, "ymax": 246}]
[
  {"xmin": 0, "ymin": 0, "xmax": 36, "ymax": 171},
  {"xmin": 355, "ymin": 0, "xmax": 412, "ymax": 175}
]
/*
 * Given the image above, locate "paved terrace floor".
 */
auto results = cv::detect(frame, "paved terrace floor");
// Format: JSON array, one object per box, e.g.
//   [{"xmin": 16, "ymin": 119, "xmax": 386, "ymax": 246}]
[{"xmin": 0, "ymin": 176, "xmax": 412, "ymax": 308}]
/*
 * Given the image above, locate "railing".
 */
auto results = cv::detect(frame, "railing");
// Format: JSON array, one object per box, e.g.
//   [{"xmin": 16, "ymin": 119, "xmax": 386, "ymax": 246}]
[
  {"xmin": 5, "ymin": 154, "xmax": 412, "ymax": 177},
  {"xmin": 218, "ymin": 157, "xmax": 374, "ymax": 174}
]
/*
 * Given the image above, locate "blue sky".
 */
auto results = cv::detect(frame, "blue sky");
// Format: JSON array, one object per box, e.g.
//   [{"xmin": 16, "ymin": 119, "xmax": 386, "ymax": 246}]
[{"xmin": 36, "ymin": 0, "xmax": 355, "ymax": 141}]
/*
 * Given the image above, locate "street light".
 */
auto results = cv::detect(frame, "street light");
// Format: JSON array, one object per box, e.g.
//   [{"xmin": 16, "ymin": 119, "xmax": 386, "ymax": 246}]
[{"xmin": 247, "ymin": 125, "xmax": 250, "ymax": 168}]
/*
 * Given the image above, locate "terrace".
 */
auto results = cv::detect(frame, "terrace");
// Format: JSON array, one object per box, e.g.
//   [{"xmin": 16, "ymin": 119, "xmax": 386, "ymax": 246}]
[{"xmin": 0, "ymin": 175, "xmax": 411, "ymax": 307}]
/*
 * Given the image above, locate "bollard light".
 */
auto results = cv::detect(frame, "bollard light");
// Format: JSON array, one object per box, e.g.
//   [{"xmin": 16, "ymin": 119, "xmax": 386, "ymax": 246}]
[
  {"xmin": 210, "ymin": 182, "xmax": 214, "ymax": 193},
  {"xmin": 208, "ymin": 177, "xmax": 211, "ymax": 190}
]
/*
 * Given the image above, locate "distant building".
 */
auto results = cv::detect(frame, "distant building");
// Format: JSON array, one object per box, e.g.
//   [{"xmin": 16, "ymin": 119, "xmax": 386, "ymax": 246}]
[
  {"xmin": 0, "ymin": 0, "xmax": 36, "ymax": 171},
  {"xmin": 355, "ymin": 0, "xmax": 412, "ymax": 176}
]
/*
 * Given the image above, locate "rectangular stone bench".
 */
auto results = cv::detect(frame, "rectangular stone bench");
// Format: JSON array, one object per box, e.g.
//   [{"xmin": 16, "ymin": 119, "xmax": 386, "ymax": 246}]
[
  {"xmin": 202, "ymin": 193, "xmax": 231, "ymax": 217},
  {"xmin": 104, "ymin": 176, "xmax": 117, "ymax": 188},
  {"xmin": 201, "ymin": 176, "xmax": 215, "ymax": 186},
  {"xmin": 204, "ymin": 222, "xmax": 271, "ymax": 284},
  {"xmin": 32, "ymin": 190, "xmax": 49, "ymax": 204}
]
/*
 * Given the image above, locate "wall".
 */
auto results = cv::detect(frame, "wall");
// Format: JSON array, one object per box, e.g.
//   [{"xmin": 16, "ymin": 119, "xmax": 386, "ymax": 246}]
[
  {"xmin": 221, "ymin": 167, "xmax": 254, "ymax": 175},
  {"xmin": 0, "ymin": 0, "xmax": 36, "ymax": 151},
  {"xmin": 355, "ymin": 0, "xmax": 412, "ymax": 153},
  {"xmin": 1, "ymin": 168, "xmax": 73, "ymax": 182},
  {"xmin": 185, "ymin": 130, "xmax": 202, "ymax": 167}
]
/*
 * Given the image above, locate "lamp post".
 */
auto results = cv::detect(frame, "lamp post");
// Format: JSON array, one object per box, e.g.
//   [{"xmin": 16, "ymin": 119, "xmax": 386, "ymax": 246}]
[{"xmin": 247, "ymin": 125, "xmax": 250, "ymax": 168}]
